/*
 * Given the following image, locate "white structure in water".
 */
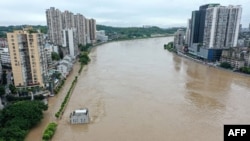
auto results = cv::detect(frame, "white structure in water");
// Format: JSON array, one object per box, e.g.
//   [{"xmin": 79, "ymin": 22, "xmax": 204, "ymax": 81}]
[{"xmin": 70, "ymin": 108, "xmax": 90, "ymax": 124}]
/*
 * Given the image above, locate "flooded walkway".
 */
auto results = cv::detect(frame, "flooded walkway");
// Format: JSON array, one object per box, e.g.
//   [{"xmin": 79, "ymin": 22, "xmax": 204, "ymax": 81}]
[{"xmin": 25, "ymin": 62, "xmax": 80, "ymax": 141}]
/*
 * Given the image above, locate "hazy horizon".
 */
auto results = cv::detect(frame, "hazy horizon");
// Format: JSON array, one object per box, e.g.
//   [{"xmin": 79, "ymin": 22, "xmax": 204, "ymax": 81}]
[{"xmin": 1, "ymin": 0, "xmax": 249, "ymax": 28}]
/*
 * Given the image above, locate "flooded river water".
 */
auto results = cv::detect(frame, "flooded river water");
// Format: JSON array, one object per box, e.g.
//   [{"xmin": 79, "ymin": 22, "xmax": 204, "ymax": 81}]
[{"xmin": 28, "ymin": 37, "xmax": 250, "ymax": 141}]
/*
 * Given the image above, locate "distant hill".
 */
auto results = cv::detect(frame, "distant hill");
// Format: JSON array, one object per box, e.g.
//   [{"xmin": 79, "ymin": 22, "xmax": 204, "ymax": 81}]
[
  {"xmin": 0, "ymin": 24, "xmax": 185, "ymax": 40},
  {"xmin": 97, "ymin": 25, "xmax": 185, "ymax": 40},
  {"xmin": 0, "ymin": 25, "xmax": 48, "ymax": 38}
]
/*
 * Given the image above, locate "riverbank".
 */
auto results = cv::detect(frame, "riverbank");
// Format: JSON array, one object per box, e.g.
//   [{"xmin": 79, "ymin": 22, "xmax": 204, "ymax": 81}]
[
  {"xmin": 93, "ymin": 35, "xmax": 173, "ymax": 48},
  {"xmin": 26, "ymin": 44, "xmax": 93, "ymax": 140},
  {"xmin": 175, "ymin": 51, "xmax": 250, "ymax": 77},
  {"xmin": 25, "ymin": 62, "xmax": 82, "ymax": 141}
]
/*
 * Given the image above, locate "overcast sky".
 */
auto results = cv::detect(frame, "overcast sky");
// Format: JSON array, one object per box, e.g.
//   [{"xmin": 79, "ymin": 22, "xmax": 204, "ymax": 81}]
[{"xmin": 1, "ymin": 0, "xmax": 249, "ymax": 28}]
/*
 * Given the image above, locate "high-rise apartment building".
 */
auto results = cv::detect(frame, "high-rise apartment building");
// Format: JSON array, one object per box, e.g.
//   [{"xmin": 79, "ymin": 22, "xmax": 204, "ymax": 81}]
[
  {"xmin": 186, "ymin": 4, "xmax": 242, "ymax": 61},
  {"xmin": 46, "ymin": 7, "xmax": 63, "ymax": 45},
  {"xmin": 85, "ymin": 18, "xmax": 91, "ymax": 44},
  {"xmin": 74, "ymin": 14, "xmax": 86, "ymax": 45},
  {"xmin": 185, "ymin": 19, "xmax": 191, "ymax": 46},
  {"xmin": 203, "ymin": 5, "xmax": 241, "ymax": 49},
  {"xmin": 46, "ymin": 7, "xmax": 96, "ymax": 47},
  {"xmin": 62, "ymin": 10, "xmax": 75, "ymax": 29},
  {"xmin": 189, "ymin": 4, "xmax": 220, "ymax": 46},
  {"xmin": 89, "ymin": 19, "xmax": 96, "ymax": 43},
  {"xmin": 7, "ymin": 28, "xmax": 48, "ymax": 87},
  {"xmin": 62, "ymin": 28, "xmax": 78, "ymax": 58}
]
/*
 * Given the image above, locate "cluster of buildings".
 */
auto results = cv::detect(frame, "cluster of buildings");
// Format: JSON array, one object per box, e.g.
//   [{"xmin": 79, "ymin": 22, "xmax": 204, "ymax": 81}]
[
  {"xmin": 174, "ymin": 3, "xmax": 250, "ymax": 69},
  {"xmin": 0, "ymin": 7, "xmax": 101, "ymax": 91},
  {"xmin": 46, "ymin": 7, "xmax": 97, "ymax": 58}
]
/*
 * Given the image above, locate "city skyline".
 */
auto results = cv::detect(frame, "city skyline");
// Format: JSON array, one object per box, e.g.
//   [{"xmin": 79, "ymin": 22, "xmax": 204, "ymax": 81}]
[{"xmin": 1, "ymin": 0, "xmax": 249, "ymax": 28}]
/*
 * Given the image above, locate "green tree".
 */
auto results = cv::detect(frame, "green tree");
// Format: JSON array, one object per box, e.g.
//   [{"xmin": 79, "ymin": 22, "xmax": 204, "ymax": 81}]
[
  {"xmin": 51, "ymin": 52, "xmax": 60, "ymax": 61},
  {"xmin": 0, "ymin": 101, "xmax": 48, "ymax": 141},
  {"xmin": 220, "ymin": 62, "xmax": 232, "ymax": 69},
  {"xmin": 9, "ymin": 84, "xmax": 17, "ymax": 94},
  {"xmin": 79, "ymin": 52, "xmax": 90, "ymax": 65},
  {"xmin": 0, "ymin": 85, "xmax": 5, "ymax": 97}
]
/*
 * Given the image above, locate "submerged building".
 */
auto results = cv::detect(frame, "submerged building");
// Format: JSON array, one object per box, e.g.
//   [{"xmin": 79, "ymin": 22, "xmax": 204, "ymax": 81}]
[{"xmin": 70, "ymin": 108, "xmax": 90, "ymax": 124}]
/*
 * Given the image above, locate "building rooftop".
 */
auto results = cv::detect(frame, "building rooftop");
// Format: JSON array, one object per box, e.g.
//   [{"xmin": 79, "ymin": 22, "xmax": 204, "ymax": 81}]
[{"xmin": 75, "ymin": 109, "xmax": 87, "ymax": 114}]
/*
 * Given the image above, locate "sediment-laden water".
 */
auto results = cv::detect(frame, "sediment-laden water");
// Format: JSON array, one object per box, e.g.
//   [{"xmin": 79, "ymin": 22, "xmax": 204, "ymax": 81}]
[{"xmin": 28, "ymin": 37, "xmax": 250, "ymax": 141}]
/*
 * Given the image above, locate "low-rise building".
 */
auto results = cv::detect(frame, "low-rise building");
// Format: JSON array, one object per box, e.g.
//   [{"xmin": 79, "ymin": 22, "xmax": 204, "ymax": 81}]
[
  {"xmin": 0, "ymin": 47, "xmax": 11, "ymax": 67},
  {"xmin": 96, "ymin": 30, "xmax": 108, "ymax": 42},
  {"xmin": 70, "ymin": 108, "xmax": 90, "ymax": 124},
  {"xmin": 57, "ymin": 63, "xmax": 70, "ymax": 78},
  {"xmin": 0, "ymin": 38, "xmax": 8, "ymax": 48},
  {"xmin": 56, "ymin": 55, "xmax": 74, "ymax": 78},
  {"xmin": 220, "ymin": 47, "xmax": 250, "ymax": 69}
]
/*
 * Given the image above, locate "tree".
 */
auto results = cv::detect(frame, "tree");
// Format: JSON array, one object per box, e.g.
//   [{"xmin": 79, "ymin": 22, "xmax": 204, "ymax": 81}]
[
  {"xmin": 0, "ymin": 101, "xmax": 48, "ymax": 141},
  {"xmin": 0, "ymin": 85, "xmax": 5, "ymax": 97},
  {"xmin": 220, "ymin": 62, "xmax": 232, "ymax": 69},
  {"xmin": 9, "ymin": 84, "xmax": 17, "ymax": 94},
  {"xmin": 51, "ymin": 52, "xmax": 60, "ymax": 61},
  {"xmin": 79, "ymin": 52, "xmax": 90, "ymax": 65}
]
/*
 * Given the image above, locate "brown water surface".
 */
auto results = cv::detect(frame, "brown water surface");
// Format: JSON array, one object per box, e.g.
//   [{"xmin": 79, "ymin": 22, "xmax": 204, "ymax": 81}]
[{"xmin": 29, "ymin": 37, "xmax": 250, "ymax": 141}]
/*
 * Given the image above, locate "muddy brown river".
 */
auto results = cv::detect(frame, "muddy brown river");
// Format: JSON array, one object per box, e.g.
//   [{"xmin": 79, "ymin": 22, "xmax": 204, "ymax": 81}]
[{"xmin": 27, "ymin": 37, "xmax": 250, "ymax": 141}]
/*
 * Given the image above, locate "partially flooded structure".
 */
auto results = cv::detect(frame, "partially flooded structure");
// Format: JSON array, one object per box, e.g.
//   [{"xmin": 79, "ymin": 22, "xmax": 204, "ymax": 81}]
[{"xmin": 70, "ymin": 108, "xmax": 90, "ymax": 124}]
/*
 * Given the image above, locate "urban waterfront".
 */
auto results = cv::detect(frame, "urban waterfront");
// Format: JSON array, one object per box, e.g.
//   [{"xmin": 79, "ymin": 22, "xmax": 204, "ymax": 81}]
[{"xmin": 31, "ymin": 37, "xmax": 250, "ymax": 141}]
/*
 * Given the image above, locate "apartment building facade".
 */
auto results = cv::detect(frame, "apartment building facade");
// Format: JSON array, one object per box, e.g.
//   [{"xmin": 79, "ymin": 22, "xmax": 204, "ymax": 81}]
[
  {"xmin": 89, "ymin": 19, "xmax": 96, "ymax": 43},
  {"xmin": 7, "ymin": 28, "xmax": 48, "ymax": 87},
  {"xmin": 186, "ymin": 4, "xmax": 242, "ymax": 61},
  {"xmin": 62, "ymin": 28, "xmax": 78, "ymax": 58},
  {"xmin": 46, "ymin": 7, "xmax": 63, "ymax": 45},
  {"xmin": 74, "ymin": 14, "xmax": 86, "ymax": 45},
  {"xmin": 46, "ymin": 7, "xmax": 96, "ymax": 47}
]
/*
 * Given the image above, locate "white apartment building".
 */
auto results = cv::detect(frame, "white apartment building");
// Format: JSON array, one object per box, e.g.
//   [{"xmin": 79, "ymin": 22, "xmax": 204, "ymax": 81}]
[
  {"xmin": 62, "ymin": 28, "xmax": 78, "ymax": 58},
  {"xmin": 203, "ymin": 5, "xmax": 242, "ymax": 49}
]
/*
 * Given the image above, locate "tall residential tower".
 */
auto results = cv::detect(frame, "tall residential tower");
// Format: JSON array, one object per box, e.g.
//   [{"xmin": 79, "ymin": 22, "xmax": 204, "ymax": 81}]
[
  {"xmin": 186, "ymin": 4, "xmax": 242, "ymax": 61},
  {"xmin": 46, "ymin": 7, "xmax": 63, "ymax": 45},
  {"xmin": 7, "ymin": 28, "xmax": 48, "ymax": 87}
]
